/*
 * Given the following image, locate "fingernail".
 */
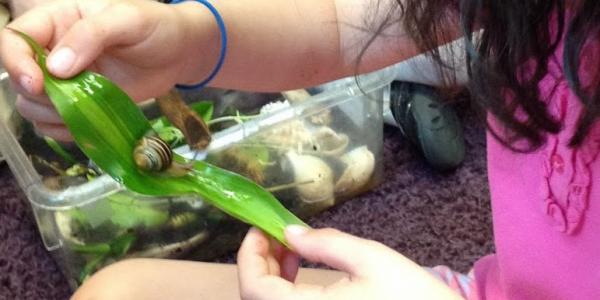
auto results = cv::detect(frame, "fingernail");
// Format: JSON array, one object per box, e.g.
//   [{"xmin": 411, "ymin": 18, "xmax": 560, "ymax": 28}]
[
  {"xmin": 19, "ymin": 75, "xmax": 33, "ymax": 94},
  {"xmin": 285, "ymin": 225, "xmax": 308, "ymax": 236},
  {"xmin": 47, "ymin": 47, "xmax": 76, "ymax": 75}
]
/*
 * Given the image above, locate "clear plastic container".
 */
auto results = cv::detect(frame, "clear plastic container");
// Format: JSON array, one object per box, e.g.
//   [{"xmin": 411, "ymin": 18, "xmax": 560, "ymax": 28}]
[{"xmin": 0, "ymin": 65, "xmax": 394, "ymax": 287}]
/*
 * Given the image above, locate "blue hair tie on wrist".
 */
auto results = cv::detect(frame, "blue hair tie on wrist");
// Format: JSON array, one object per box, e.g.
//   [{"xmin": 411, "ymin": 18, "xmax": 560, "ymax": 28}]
[{"xmin": 168, "ymin": 0, "xmax": 227, "ymax": 90}]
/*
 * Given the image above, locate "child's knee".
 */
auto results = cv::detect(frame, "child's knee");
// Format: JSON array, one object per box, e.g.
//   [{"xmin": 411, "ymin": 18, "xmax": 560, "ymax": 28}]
[{"xmin": 71, "ymin": 258, "xmax": 151, "ymax": 300}]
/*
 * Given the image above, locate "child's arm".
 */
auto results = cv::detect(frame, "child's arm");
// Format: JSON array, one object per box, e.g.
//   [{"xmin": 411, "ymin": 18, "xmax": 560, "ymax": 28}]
[
  {"xmin": 0, "ymin": 0, "xmax": 458, "ymax": 140},
  {"xmin": 2, "ymin": 0, "xmax": 438, "ymax": 92},
  {"xmin": 185, "ymin": 0, "xmax": 426, "ymax": 91},
  {"xmin": 70, "ymin": 227, "xmax": 463, "ymax": 300}
]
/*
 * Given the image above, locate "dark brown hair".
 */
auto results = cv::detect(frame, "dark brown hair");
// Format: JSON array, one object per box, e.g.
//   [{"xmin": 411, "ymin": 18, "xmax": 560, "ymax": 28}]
[{"xmin": 378, "ymin": 0, "xmax": 600, "ymax": 151}]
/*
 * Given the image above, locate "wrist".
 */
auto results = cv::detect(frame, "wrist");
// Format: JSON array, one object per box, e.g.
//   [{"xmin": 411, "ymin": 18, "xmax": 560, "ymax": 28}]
[{"xmin": 172, "ymin": 1, "xmax": 223, "ymax": 87}]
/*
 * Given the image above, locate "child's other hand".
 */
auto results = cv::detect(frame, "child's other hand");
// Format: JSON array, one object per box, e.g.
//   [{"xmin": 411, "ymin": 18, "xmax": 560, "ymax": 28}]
[
  {"xmin": 0, "ymin": 0, "xmax": 213, "ymax": 141},
  {"xmin": 237, "ymin": 226, "xmax": 462, "ymax": 300}
]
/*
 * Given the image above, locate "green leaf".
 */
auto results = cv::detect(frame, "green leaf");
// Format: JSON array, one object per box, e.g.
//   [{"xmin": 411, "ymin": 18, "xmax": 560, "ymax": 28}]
[
  {"xmin": 190, "ymin": 101, "xmax": 214, "ymax": 122},
  {"xmin": 75, "ymin": 232, "xmax": 136, "ymax": 284},
  {"xmin": 68, "ymin": 208, "xmax": 89, "ymax": 225},
  {"xmin": 71, "ymin": 243, "xmax": 111, "ymax": 255},
  {"xmin": 13, "ymin": 29, "xmax": 306, "ymax": 245},
  {"xmin": 109, "ymin": 232, "xmax": 136, "ymax": 257},
  {"xmin": 44, "ymin": 136, "xmax": 78, "ymax": 165},
  {"xmin": 155, "ymin": 126, "xmax": 185, "ymax": 147},
  {"xmin": 79, "ymin": 254, "xmax": 107, "ymax": 283},
  {"xmin": 108, "ymin": 193, "xmax": 169, "ymax": 228}
]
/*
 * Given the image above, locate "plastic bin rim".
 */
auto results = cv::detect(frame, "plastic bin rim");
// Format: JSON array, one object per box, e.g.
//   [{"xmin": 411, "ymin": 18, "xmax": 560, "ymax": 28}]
[{"xmin": 19, "ymin": 66, "xmax": 396, "ymax": 209}]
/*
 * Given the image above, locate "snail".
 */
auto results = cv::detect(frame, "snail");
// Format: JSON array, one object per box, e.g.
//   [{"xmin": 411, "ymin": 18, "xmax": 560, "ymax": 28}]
[
  {"xmin": 133, "ymin": 135, "xmax": 191, "ymax": 176},
  {"xmin": 134, "ymin": 136, "xmax": 173, "ymax": 172}
]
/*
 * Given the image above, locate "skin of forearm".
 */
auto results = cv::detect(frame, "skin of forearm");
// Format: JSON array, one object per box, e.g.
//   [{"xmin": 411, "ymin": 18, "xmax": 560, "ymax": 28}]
[{"xmin": 176, "ymin": 0, "xmax": 425, "ymax": 92}]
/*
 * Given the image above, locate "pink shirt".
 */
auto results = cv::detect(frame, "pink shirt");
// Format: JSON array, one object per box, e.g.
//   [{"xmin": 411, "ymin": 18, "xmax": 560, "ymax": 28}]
[{"xmin": 473, "ymin": 31, "xmax": 600, "ymax": 299}]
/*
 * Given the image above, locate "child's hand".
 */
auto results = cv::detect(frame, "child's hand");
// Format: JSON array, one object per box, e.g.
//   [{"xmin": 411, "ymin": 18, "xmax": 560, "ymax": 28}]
[
  {"xmin": 0, "ymin": 0, "xmax": 216, "ymax": 140},
  {"xmin": 9, "ymin": 0, "xmax": 55, "ymax": 17},
  {"xmin": 237, "ymin": 226, "xmax": 463, "ymax": 300}
]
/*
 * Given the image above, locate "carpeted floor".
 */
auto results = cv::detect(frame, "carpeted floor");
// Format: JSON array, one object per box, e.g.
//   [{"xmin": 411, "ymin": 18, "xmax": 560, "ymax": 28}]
[{"xmin": 0, "ymin": 105, "xmax": 494, "ymax": 299}]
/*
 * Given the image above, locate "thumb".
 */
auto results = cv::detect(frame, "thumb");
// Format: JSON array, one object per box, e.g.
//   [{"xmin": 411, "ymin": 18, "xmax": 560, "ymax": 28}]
[
  {"xmin": 284, "ymin": 226, "xmax": 393, "ymax": 278},
  {"xmin": 46, "ymin": 3, "xmax": 159, "ymax": 78}
]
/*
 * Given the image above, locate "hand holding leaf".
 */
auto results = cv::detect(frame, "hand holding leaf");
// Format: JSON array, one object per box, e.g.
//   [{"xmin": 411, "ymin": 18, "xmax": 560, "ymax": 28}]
[{"xmin": 11, "ymin": 28, "xmax": 307, "ymax": 245}]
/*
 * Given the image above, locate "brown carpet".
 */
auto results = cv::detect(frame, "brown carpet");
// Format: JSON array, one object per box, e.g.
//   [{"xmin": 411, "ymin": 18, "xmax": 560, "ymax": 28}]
[{"xmin": 0, "ymin": 105, "xmax": 494, "ymax": 299}]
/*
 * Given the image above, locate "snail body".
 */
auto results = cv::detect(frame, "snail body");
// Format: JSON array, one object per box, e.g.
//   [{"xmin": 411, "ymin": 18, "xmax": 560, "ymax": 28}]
[{"xmin": 133, "ymin": 136, "xmax": 174, "ymax": 172}]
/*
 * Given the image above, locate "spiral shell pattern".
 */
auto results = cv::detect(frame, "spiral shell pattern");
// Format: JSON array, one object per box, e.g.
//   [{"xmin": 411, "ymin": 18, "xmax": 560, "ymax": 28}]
[{"xmin": 133, "ymin": 136, "xmax": 173, "ymax": 172}]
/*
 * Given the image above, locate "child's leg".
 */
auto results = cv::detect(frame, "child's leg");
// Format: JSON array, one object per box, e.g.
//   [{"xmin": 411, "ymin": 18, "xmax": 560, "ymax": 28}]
[{"xmin": 72, "ymin": 258, "xmax": 346, "ymax": 300}]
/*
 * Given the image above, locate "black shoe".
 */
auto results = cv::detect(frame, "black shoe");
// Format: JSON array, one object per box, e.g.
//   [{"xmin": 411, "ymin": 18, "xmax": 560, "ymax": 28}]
[{"xmin": 387, "ymin": 81, "xmax": 465, "ymax": 171}]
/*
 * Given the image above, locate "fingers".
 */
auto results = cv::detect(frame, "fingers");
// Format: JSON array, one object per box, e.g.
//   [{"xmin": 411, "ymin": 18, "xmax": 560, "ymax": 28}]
[
  {"xmin": 1, "ymin": 0, "xmax": 92, "ymax": 99},
  {"xmin": 14, "ymin": 94, "xmax": 71, "ymax": 142},
  {"xmin": 15, "ymin": 94, "xmax": 72, "ymax": 141},
  {"xmin": 16, "ymin": 95, "xmax": 62, "ymax": 124},
  {"xmin": 1, "ymin": 29, "xmax": 45, "ymax": 96},
  {"xmin": 237, "ymin": 228, "xmax": 297, "ymax": 300},
  {"xmin": 268, "ymin": 237, "xmax": 300, "ymax": 282},
  {"xmin": 284, "ymin": 226, "xmax": 393, "ymax": 278},
  {"xmin": 279, "ymin": 251, "xmax": 300, "ymax": 282},
  {"xmin": 46, "ymin": 2, "xmax": 161, "ymax": 78},
  {"xmin": 238, "ymin": 228, "xmax": 300, "ymax": 283},
  {"xmin": 9, "ymin": 78, "xmax": 50, "ymax": 106},
  {"xmin": 2, "ymin": 0, "xmax": 160, "ymax": 82},
  {"xmin": 0, "ymin": 1, "xmax": 67, "ymax": 96},
  {"xmin": 238, "ymin": 227, "xmax": 272, "ymax": 278},
  {"xmin": 35, "ymin": 122, "xmax": 73, "ymax": 142}
]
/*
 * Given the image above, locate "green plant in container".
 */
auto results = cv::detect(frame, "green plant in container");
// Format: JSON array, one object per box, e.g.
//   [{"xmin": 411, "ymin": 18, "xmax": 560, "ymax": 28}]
[{"xmin": 11, "ymin": 29, "xmax": 306, "ymax": 252}]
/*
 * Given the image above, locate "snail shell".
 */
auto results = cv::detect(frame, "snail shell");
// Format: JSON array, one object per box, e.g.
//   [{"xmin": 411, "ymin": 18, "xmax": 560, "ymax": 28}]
[
  {"xmin": 334, "ymin": 146, "xmax": 375, "ymax": 197},
  {"xmin": 167, "ymin": 212, "xmax": 199, "ymax": 229},
  {"xmin": 133, "ymin": 136, "xmax": 173, "ymax": 172},
  {"xmin": 283, "ymin": 151, "xmax": 334, "ymax": 204},
  {"xmin": 310, "ymin": 126, "xmax": 349, "ymax": 157}
]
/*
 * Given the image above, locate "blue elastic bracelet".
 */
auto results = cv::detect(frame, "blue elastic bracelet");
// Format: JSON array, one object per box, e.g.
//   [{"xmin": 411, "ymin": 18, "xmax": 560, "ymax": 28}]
[{"xmin": 169, "ymin": 0, "xmax": 227, "ymax": 90}]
